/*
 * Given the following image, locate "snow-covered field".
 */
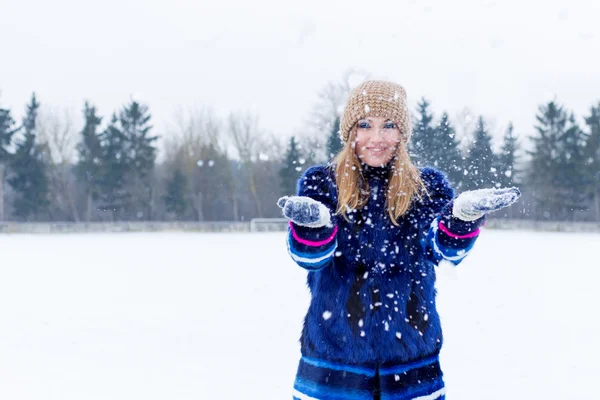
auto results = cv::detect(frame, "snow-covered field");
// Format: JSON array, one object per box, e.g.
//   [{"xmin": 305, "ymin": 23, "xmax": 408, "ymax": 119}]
[{"xmin": 0, "ymin": 229, "xmax": 598, "ymax": 399}]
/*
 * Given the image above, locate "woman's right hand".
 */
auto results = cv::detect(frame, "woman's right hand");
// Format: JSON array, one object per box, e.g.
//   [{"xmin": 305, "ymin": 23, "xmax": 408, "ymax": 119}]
[{"xmin": 277, "ymin": 196, "xmax": 332, "ymax": 228}]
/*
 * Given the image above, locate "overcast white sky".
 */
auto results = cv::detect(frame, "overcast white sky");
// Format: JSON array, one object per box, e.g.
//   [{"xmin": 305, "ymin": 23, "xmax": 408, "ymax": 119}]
[{"xmin": 1, "ymin": 0, "xmax": 599, "ymax": 148}]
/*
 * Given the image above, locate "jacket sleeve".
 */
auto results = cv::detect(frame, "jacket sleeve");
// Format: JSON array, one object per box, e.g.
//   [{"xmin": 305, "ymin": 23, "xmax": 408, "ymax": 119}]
[
  {"xmin": 286, "ymin": 165, "xmax": 338, "ymax": 271},
  {"xmin": 419, "ymin": 168, "xmax": 485, "ymax": 266}
]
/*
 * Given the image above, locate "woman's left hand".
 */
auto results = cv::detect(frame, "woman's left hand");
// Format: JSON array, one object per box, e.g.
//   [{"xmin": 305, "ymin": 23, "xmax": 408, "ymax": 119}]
[{"xmin": 452, "ymin": 187, "xmax": 521, "ymax": 221}]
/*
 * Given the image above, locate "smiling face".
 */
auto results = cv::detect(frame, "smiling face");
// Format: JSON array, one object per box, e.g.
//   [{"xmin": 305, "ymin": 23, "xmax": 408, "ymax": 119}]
[{"xmin": 354, "ymin": 116, "xmax": 401, "ymax": 167}]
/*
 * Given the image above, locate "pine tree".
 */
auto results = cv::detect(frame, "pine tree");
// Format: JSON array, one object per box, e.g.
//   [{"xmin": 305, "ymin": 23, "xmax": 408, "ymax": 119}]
[
  {"xmin": 75, "ymin": 102, "xmax": 103, "ymax": 222},
  {"xmin": 495, "ymin": 123, "xmax": 520, "ymax": 188},
  {"xmin": 97, "ymin": 114, "xmax": 129, "ymax": 220},
  {"xmin": 0, "ymin": 106, "xmax": 19, "ymax": 220},
  {"xmin": 196, "ymin": 142, "xmax": 234, "ymax": 221},
  {"xmin": 584, "ymin": 103, "xmax": 600, "ymax": 221},
  {"xmin": 279, "ymin": 136, "xmax": 304, "ymax": 196},
  {"xmin": 326, "ymin": 116, "xmax": 343, "ymax": 160},
  {"xmin": 0, "ymin": 108, "xmax": 17, "ymax": 161},
  {"xmin": 527, "ymin": 101, "xmax": 568, "ymax": 220},
  {"xmin": 119, "ymin": 101, "xmax": 157, "ymax": 219},
  {"xmin": 556, "ymin": 113, "xmax": 589, "ymax": 219},
  {"xmin": 8, "ymin": 93, "xmax": 50, "ymax": 220},
  {"xmin": 411, "ymin": 98, "xmax": 437, "ymax": 167},
  {"xmin": 300, "ymin": 137, "xmax": 317, "ymax": 174},
  {"xmin": 163, "ymin": 168, "xmax": 188, "ymax": 219},
  {"xmin": 434, "ymin": 112, "xmax": 464, "ymax": 188},
  {"xmin": 464, "ymin": 116, "xmax": 495, "ymax": 190}
]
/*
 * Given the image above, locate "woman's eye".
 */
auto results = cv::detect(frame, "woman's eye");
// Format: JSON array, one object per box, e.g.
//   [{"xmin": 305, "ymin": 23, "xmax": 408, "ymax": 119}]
[
  {"xmin": 384, "ymin": 122, "xmax": 396, "ymax": 129},
  {"xmin": 358, "ymin": 122, "xmax": 370, "ymax": 129}
]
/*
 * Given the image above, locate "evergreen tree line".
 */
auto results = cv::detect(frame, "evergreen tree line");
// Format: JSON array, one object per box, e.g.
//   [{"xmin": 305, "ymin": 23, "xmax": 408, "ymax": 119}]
[
  {"xmin": 0, "ymin": 94, "xmax": 157, "ymax": 221},
  {"xmin": 407, "ymin": 98, "xmax": 600, "ymax": 221},
  {"xmin": 283, "ymin": 97, "xmax": 600, "ymax": 222},
  {"xmin": 0, "ymin": 92, "xmax": 598, "ymax": 222}
]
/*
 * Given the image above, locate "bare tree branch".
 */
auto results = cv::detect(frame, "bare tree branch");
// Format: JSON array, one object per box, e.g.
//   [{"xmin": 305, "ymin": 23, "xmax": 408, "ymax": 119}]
[
  {"xmin": 228, "ymin": 112, "xmax": 263, "ymax": 217},
  {"xmin": 164, "ymin": 107, "xmax": 229, "ymax": 221},
  {"xmin": 37, "ymin": 107, "xmax": 80, "ymax": 221},
  {"xmin": 304, "ymin": 69, "xmax": 371, "ymax": 161}
]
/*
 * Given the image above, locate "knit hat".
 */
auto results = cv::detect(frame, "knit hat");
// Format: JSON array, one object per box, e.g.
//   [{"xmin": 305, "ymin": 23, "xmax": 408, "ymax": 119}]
[{"xmin": 339, "ymin": 80, "xmax": 412, "ymax": 144}]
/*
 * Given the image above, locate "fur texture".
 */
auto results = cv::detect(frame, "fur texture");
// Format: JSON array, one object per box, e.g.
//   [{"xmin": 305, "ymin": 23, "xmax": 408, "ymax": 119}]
[{"xmin": 293, "ymin": 164, "xmax": 457, "ymax": 366}]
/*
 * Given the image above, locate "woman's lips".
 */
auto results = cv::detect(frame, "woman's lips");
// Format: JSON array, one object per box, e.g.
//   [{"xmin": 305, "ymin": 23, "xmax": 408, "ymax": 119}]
[{"xmin": 367, "ymin": 147, "xmax": 386, "ymax": 154}]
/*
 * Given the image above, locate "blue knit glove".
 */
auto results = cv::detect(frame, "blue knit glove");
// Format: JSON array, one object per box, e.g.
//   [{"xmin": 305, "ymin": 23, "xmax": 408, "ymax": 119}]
[
  {"xmin": 453, "ymin": 187, "xmax": 521, "ymax": 221},
  {"xmin": 277, "ymin": 196, "xmax": 332, "ymax": 228}
]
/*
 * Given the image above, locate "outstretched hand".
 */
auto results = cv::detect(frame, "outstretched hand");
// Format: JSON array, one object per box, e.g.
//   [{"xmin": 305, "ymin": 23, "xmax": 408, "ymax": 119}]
[
  {"xmin": 452, "ymin": 187, "xmax": 521, "ymax": 221},
  {"xmin": 277, "ymin": 196, "xmax": 332, "ymax": 228}
]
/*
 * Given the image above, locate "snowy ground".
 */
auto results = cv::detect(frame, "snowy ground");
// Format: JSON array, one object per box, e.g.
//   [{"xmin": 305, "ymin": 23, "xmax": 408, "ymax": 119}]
[{"xmin": 0, "ymin": 229, "xmax": 598, "ymax": 399}]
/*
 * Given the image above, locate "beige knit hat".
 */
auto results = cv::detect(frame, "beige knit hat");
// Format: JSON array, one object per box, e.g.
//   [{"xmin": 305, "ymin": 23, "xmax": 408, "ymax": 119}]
[{"xmin": 339, "ymin": 80, "xmax": 412, "ymax": 144}]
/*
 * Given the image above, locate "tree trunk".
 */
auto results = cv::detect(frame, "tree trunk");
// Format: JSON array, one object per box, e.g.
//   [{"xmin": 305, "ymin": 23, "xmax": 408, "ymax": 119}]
[
  {"xmin": 86, "ymin": 191, "xmax": 93, "ymax": 223},
  {"xmin": 232, "ymin": 193, "xmax": 239, "ymax": 222},
  {"xmin": 231, "ymin": 175, "xmax": 239, "ymax": 222},
  {"xmin": 188, "ymin": 191, "xmax": 203, "ymax": 221},
  {"xmin": 148, "ymin": 186, "xmax": 154, "ymax": 220},
  {"xmin": 189, "ymin": 194, "xmax": 199, "ymax": 221},
  {"xmin": 68, "ymin": 191, "xmax": 80, "ymax": 222},
  {"xmin": 247, "ymin": 166, "xmax": 262, "ymax": 218},
  {"xmin": 65, "ymin": 176, "xmax": 80, "ymax": 223},
  {"xmin": 0, "ymin": 163, "xmax": 4, "ymax": 222},
  {"xmin": 198, "ymin": 192, "xmax": 204, "ymax": 221},
  {"xmin": 47, "ymin": 164, "xmax": 80, "ymax": 222},
  {"xmin": 595, "ymin": 190, "xmax": 600, "ymax": 222}
]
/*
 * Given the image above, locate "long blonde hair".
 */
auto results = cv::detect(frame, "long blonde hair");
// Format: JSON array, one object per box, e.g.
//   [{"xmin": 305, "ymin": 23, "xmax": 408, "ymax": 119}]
[{"xmin": 332, "ymin": 126, "xmax": 426, "ymax": 225}]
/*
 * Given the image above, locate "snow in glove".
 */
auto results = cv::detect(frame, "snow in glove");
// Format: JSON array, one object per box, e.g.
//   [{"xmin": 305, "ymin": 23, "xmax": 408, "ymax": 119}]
[
  {"xmin": 452, "ymin": 187, "xmax": 521, "ymax": 221},
  {"xmin": 277, "ymin": 196, "xmax": 332, "ymax": 228}
]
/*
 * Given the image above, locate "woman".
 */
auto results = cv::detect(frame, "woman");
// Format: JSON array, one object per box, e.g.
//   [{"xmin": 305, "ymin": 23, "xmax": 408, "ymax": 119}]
[{"xmin": 278, "ymin": 80, "xmax": 520, "ymax": 400}]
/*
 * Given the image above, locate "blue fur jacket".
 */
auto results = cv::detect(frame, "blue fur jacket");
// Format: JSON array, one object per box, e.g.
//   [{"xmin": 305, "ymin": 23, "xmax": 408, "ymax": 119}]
[{"xmin": 285, "ymin": 163, "xmax": 484, "ymax": 367}]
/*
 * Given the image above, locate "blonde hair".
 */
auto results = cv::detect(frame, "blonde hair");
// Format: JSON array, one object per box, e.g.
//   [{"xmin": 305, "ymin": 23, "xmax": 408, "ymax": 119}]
[{"xmin": 331, "ymin": 126, "xmax": 426, "ymax": 225}]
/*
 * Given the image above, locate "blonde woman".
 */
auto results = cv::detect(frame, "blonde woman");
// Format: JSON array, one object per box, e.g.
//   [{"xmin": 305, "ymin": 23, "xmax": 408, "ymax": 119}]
[{"xmin": 278, "ymin": 80, "xmax": 520, "ymax": 400}]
